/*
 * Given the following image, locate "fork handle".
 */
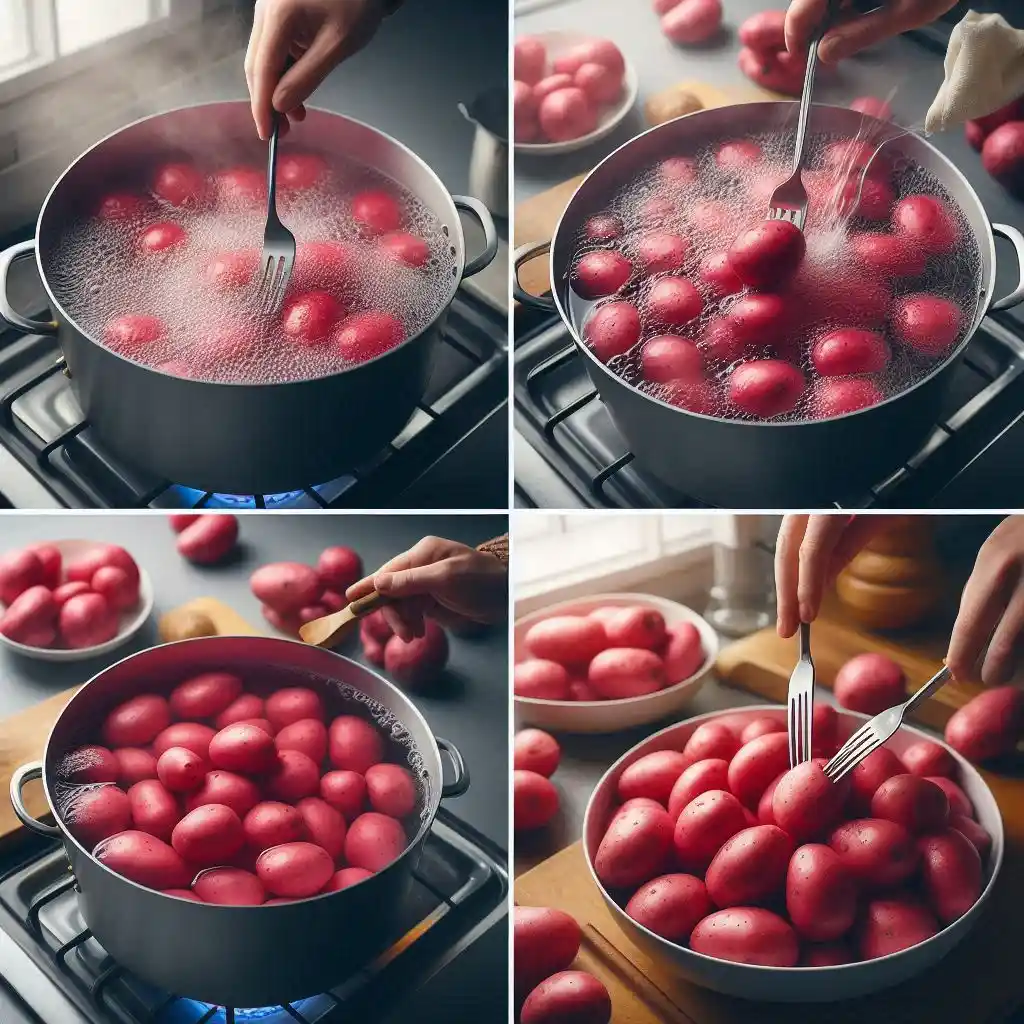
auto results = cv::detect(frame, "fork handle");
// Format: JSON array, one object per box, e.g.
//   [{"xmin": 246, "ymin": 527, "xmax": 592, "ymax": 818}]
[
  {"xmin": 798, "ymin": 620, "xmax": 811, "ymax": 659},
  {"xmin": 791, "ymin": 0, "xmax": 841, "ymax": 175},
  {"xmin": 904, "ymin": 665, "xmax": 953, "ymax": 715}
]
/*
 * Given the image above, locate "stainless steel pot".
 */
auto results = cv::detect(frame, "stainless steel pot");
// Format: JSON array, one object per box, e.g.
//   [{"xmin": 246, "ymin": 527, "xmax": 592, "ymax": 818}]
[
  {"xmin": 514, "ymin": 102, "xmax": 1024, "ymax": 507},
  {"xmin": 9, "ymin": 636, "xmax": 469, "ymax": 1008},
  {"xmin": 0, "ymin": 102, "xmax": 498, "ymax": 495},
  {"xmin": 460, "ymin": 89, "xmax": 509, "ymax": 218}
]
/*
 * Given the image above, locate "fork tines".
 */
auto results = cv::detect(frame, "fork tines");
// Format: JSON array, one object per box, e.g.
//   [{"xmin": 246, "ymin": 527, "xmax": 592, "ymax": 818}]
[{"xmin": 260, "ymin": 252, "xmax": 292, "ymax": 313}]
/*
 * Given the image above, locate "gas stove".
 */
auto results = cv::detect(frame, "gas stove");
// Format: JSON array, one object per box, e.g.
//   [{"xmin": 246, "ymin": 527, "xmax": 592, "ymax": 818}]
[
  {"xmin": 0, "ymin": 257, "xmax": 508, "ymax": 510},
  {"xmin": 0, "ymin": 809, "xmax": 507, "ymax": 1024}
]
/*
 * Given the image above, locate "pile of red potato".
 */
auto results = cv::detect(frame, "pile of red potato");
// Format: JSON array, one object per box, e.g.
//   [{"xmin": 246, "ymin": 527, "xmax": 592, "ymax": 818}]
[
  {"xmin": 59, "ymin": 673, "xmax": 420, "ymax": 904},
  {"xmin": 514, "ymin": 603, "xmax": 706, "ymax": 702},
  {"xmin": 0, "ymin": 542, "xmax": 142, "ymax": 650},
  {"xmin": 513, "ymin": 36, "xmax": 627, "ymax": 143},
  {"xmin": 513, "ymin": 728, "xmax": 564, "ymax": 832},
  {"xmin": 965, "ymin": 97, "xmax": 1024, "ymax": 195}
]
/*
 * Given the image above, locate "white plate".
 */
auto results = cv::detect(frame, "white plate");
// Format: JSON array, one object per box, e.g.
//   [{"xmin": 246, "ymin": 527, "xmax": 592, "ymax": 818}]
[
  {"xmin": 0, "ymin": 539, "xmax": 154, "ymax": 662},
  {"xmin": 514, "ymin": 593, "xmax": 719, "ymax": 734},
  {"xmin": 515, "ymin": 30, "xmax": 640, "ymax": 157}
]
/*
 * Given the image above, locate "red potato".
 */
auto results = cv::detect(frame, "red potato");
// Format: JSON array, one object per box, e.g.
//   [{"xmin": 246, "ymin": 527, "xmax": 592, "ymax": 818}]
[
  {"xmin": 514, "ymin": 80, "xmax": 538, "ymax": 141},
  {"xmin": 319, "ymin": 770, "xmax": 368, "ymax": 819},
  {"xmin": 175, "ymin": 514, "xmax": 239, "ymax": 565},
  {"xmin": 61, "ymin": 745, "xmax": 120, "ymax": 785},
  {"xmin": 193, "ymin": 866, "xmax": 265, "ymax": 905},
  {"xmin": 716, "ymin": 140, "xmax": 763, "ymax": 170},
  {"xmin": 140, "ymin": 222, "xmax": 187, "ymax": 255},
  {"xmin": 514, "ymin": 906, "xmax": 582, "ymax": 995},
  {"xmin": 324, "ymin": 867, "xmax": 373, "ymax": 891},
  {"xmin": 243, "ymin": 801, "xmax": 306, "ymax": 851},
  {"xmin": 617, "ymin": 750, "xmax": 690, "ymax": 806},
  {"xmin": 974, "ymin": 97, "xmax": 1024, "ymax": 136},
  {"xmin": 277, "ymin": 152, "xmax": 328, "ymax": 190},
  {"xmin": 514, "ymin": 729, "xmax": 561, "ymax": 777},
  {"xmin": 814, "ymin": 704, "xmax": 839, "ymax": 757},
  {"xmin": 860, "ymin": 897, "xmax": 939, "ymax": 959},
  {"xmin": 345, "ymin": 812, "xmax": 407, "ymax": 871},
  {"xmin": 683, "ymin": 722, "xmax": 739, "ymax": 764},
  {"xmin": 737, "ymin": 47, "xmax": 805, "ymax": 97},
  {"xmin": 292, "ymin": 240, "xmax": 353, "ymax": 292},
  {"xmin": 729, "ymin": 361, "xmax": 804, "ymax": 419},
  {"xmin": 575, "ymin": 63, "xmax": 623, "ymax": 105},
  {"xmin": 892, "ymin": 195, "xmax": 959, "ymax": 254},
  {"xmin": 848, "ymin": 747, "xmax": 904, "ymax": 812},
  {"xmin": 328, "ymin": 715, "xmax": 384, "ymax": 773},
  {"xmin": 741, "ymin": 717, "xmax": 785, "ymax": 744},
  {"xmin": 772, "ymin": 761, "xmax": 846, "ymax": 842},
  {"xmin": 601, "ymin": 607, "xmax": 667, "ymax": 650},
  {"xmin": 0, "ymin": 548, "xmax": 45, "ymax": 602},
  {"xmin": 950, "ymin": 813, "xmax": 992, "ymax": 860},
  {"xmin": 664, "ymin": 378, "xmax": 718, "ymax": 415},
  {"xmin": 965, "ymin": 120, "xmax": 986, "ymax": 151},
  {"xmin": 838, "ymin": 175, "xmax": 895, "ymax": 222},
  {"xmin": 114, "ymin": 748, "xmax": 157, "ymax": 786},
  {"xmin": 90, "ymin": 566, "xmax": 138, "ymax": 612},
  {"xmin": 850, "ymin": 96, "xmax": 893, "ymax": 120},
  {"xmin": 553, "ymin": 39, "xmax": 625, "ymax": 79},
  {"xmin": 320, "ymin": 590, "xmax": 344, "ymax": 615},
  {"xmin": 0, "ymin": 585, "xmax": 58, "ymax": 647},
  {"xmin": 570, "ymin": 680, "xmax": 600, "ymax": 701},
  {"xmin": 728, "ymin": 731, "xmax": 790, "ymax": 809},
  {"xmin": 25, "ymin": 543, "xmax": 61, "ymax": 588},
  {"xmin": 103, "ymin": 314, "xmax": 164, "ymax": 353},
  {"xmin": 901, "ymin": 740, "xmax": 956, "ymax": 779},
  {"xmin": 811, "ymin": 378, "xmax": 884, "ymax": 418},
  {"xmin": 514, "ymin": 659, "xmax": 571, "ymax": 700},
  {"xmin": 918, "ymin": 828, "xmax": 983, "ymax": 924},
  {"xmin": 214, "ymin": 694, "xmax": 265, "ymax": 730},
  {"xmin": 584, "ymin": 300, "xmax": 642, "ymax": 363},
  {"xmin": 595, "ymin": 799, "xmax": 673, "ymax": 887},
  {"xmin": 635, "ymin": 233, "xmax": 689, "ymax": 275},
  {"xmin": 945, "ymin": 686, "xmax": 1024, "ymax": 762},
  {"xmin": 127, "ymin": 778, "xmax": 181, "ymax": 841},
  {"xmin": 892, "ymin": 294, "xmax": 962, "ymax": 357},
  {"xmin": 520, "ymin": 971, "xmax": 612, "ymax": 1024},
  {"xmin": 205, "ymin": 249, "xmax": 258, "ymax": 291},
  {"xmin": 834, "ymin": 652, "xmax": 905, "ymax": 715},
  {"xmin": 60, "ymin": 592, "xmax": 118, "ymax": 649},
  {"xmin": 588, "ymin": 648, "xmax": 665, "ymax": 699},
  {"xmin": 871, "ymin": 774, "xmax": 949, "ymax": 834},
  {"xmin": 525, "ymin": 616, "xmax": 608, "ymax": 665},
  {"xmin": 533, "ymin": 74, "xmax": 574, "ymax": 103},
  {"xmin": 639, "ymin": 194, "xmax": 677, "ymax": 226},
  {"xmin": 296, "ymin": 797, "xmax": 347, "ymax": 860},
  {"xmin": 95, "ymin": 831, "xmax": 190, "ymax": 890},
  {"xmin": 215, "ymin": 167, "xmax": 266, "ymax": 207},
  {"xmin": 52, "ymin": 582, "xmax": 90, "ymax": 608},
  {"xmin": 208, "ymin": 723, "xmax": 278, "ymax": 774},
  {"xmin": 738, "ymin": 10, "xmax": 786, "ymax": 52},
  {"xmin": 728, "ymin": 220, "xmax": 806, "ymax": 289},
  {"xmin": 848, "ymin": 232, "xmax": 927, "ymax": 278},
  {"xmin": 585, "ymin": 213, "xmax": 624, "ymax": 241},
  {"xmin": 333, "ymin": 312, "xmax": 405, "ymax": 363},
  {"xmin": 757, "ymin": 772, "xmax": 785, "ymax": 826},
  {"xmin": 829, "ymin": 818, "xmax": 919, "ymax": 888},
  {"xmin": 266, "ymin": 687, "xmax": 324, "ymax": 730},
  {"xmin": 152, "ymin": 162, "xmax": 207, "ymax": 207},
  {"xmin": 662, "ymin": 0, "xmax": 722, "ymax": 44},
  {"xmin": 104, "ymin": 695, "xmax": 171, "ymax": 748},
  {"xmin": 153, "ymin": 722, "xmax": 216, "ymax": 759},
  {"xmin": 162, "ymin": 889, "xmax": 202, "ymax": 902},
  {"xmin": 237, "ymin": 718, "xmax": 274, "ymax": 736},
  {"xmin": 786, "ymin": 844, "xmax": 858, "ymax": 941},
  {"xmin": 981, "ymin": 121, "xmax": 1024, "ymax": 191},
  {"xmin": 926, "ymin": 776, "xmax": 975, "ymax": 819},
  {"xmin": 514, "ymin": 36, "xmax": 547, "ymax": 85},
  {"xmin": 365, "ymin": 764, "xmax": 417, "ymax": 818},
  {"xmin": 538, "ymin": 88, "xmax": 597, "ymax": 143},
  {"xmin": 256, "ymin": 842, "xmax": 334, "ymax": 898},
  {"xmin": 625, "ymin": 873, "xmax": 711, "ymax": 941},
  {"xmin": 275, "ymin": 718, "xmax": 328, "ymax": 764},
  {"xmin": 705, "ymin": 825, "xmax": 793, "ymax": 907},
  {"xmin": 97, "ymin": 192, "xmax": 147, "ymax": 221},
  {"xmin": 811, "ymin": 329, "xmax": 889, "ymax": 377},
  {"xmin": 515, "ymin": 770, "xmax": 560, "ymax": 831},
  {"xmin": 171, "ymin": 804, "xmax": 244, "ymax": 866},
  {"xmin": 351, "ymin": 189, "xmax": 401, "ymax": 236},
  {"xmin": 802, "ymin": 942, "xmax": 855, "ymax": 966},
  {"xmin": 169, "ymin": 672, "xmax": 243, "ymax": 721},
  {"xmin": 698, "ymin": 252, "xmax": 744, "ymax": 297},
  {"xmin": 726, "ymin": 293, "xmax": 789, "ymax": 346},
  {"xmin": 282, "ymin": 291, "xmax": 346, "ymax": 346},
  {"xmin": 384, "ymin": 622, "xmax": 450, "ymax": 689},
  {"xmin": 185, "ymin": 770, "xmax": 261, "ymax": 817},
  {"xmin": 662, "ymin": 622, "xmax": 706, "ymax": 683},
  {"xmin": 316, "ymin": 546, "xmax": 362, "ymax": 593},
  {"xmin": 157, "ymin": 747, "xmax": 207, "ymax": 793},
  {"xmin": 266, "ymin": 750, "xmax": 320, "ymax": 803},
  {"xmin": 646, "ymin": 277, "xmax": 704, "ymax": 329},
  {"xmin": 690, "ymin": 908, "xmax": 799, "ymax": 967},
  {"xmin": 66, "ymin": 785, "xmax": 132, "ymax": 847},
  {"xmin": 672, "ymin": 789, "xmax": 748, "ymax": 871}
]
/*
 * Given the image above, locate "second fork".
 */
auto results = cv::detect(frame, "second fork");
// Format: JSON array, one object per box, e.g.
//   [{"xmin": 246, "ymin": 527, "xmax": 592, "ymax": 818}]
[{"xmin": 787, "ymin": 621, "xmax": 815, "ymax": 769}]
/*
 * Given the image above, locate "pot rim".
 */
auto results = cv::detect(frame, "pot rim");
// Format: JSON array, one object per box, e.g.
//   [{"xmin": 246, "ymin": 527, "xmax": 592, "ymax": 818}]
[
  {"xmin": 547, "ymin": 101, "xmax": 998, "ymax": 430},
  {"xmin": 39, "ymin": 634, "xmax": 447, "ymax": 908},
  {"xmin": 34, "ymin": 101, "xmax": 469, "ymax": 387}
]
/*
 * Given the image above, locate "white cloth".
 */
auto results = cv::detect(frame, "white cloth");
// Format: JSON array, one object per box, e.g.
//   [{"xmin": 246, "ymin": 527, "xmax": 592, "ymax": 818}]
[{"xmin": 925, "ymin": 11, "xmax": 1024, "ymax": 134}]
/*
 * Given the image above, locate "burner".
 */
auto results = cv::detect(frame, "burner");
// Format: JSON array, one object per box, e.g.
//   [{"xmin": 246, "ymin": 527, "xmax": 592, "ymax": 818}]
[{"xmin": 0, "ymin": 809, "xmax": 506, "ymax": 1024}]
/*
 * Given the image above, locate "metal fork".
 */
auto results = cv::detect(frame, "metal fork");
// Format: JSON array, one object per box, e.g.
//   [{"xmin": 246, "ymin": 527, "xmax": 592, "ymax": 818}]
[
  {"xmin": 787, "ymin": 622, "xmax": 815, "ymax": 768},
  {"xmin": 257, "ymin": 111, "xmax": 296, "ymax": 313},
  {"xmin": 766, "ymin": 0, "xmax": 839, "ymax": 230},
  {"xmin": 824, "ymin": 665, "xmax": 953, "ymax": 783}
]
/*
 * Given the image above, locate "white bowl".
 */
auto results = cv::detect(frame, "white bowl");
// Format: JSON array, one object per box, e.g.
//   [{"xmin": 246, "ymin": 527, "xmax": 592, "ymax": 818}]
[
  {"xmin": 0, "ymin": 539, "xmax": 154, "ymax": 662},
  {"xmin": 515, "ymin": 30, "xmax": 640, "ymax": 156},
  {"xmin": 514, "ymin": 593, "xmax": 719, "ymax": 734},
  {"xmin": 582, "ymin": 705, "xmax": 1004, "ymax": 1002}
]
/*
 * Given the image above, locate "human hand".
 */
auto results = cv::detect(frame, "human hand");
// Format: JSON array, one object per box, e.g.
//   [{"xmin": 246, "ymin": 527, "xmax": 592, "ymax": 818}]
[
  {"xmin": 946, "ymin": 516, "xmax": 1024, "ymax": 685},
  {"xmin": 244, "ymin": 0, "xmax": 392, "ymax": 140},
  {"xmin": 785, "ymin": 0, "xmax": 957, "ymax": 65},
  {"xmin": 775, "ymin": 514, "xmax": 893, "ymax": 637},
  {"xmin": 345, "ymin": 536, "xmax": 508, "ymax": 642}
]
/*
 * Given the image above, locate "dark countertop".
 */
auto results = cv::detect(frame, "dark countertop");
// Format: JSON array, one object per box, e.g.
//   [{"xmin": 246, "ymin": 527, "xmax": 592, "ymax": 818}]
[{"xmin": 0, "ymin": 512, "xmax": 509, "ymax": 851}]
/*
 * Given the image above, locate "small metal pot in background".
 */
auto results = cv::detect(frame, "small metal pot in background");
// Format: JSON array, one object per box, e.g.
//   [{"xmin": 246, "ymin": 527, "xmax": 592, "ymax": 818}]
[
  {"xmin": 10, "ymin": 636, "xmax": 469, "ymax": 1008},
  {"xmin": 460, "ymin": 88, "xmax": 508, "ymax": 219}
]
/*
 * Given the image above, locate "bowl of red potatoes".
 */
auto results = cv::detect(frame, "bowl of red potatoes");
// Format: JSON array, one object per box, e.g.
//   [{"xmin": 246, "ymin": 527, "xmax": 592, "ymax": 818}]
[
  {"xmin": 515, "ymin": 594, "xmax": 718, "ymax": 733},
  {"xmin": 0, "ymin": 540, "xmax": 153, "ymax": 661},
  {"xmin": 581, "ymin": 705, "xmax": 1002, "ymax": 1001}
]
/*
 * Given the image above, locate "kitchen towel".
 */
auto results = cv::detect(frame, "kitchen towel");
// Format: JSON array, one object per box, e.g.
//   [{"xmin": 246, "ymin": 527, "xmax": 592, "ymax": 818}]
[{"xmin": 925, "ymin": 11, "xmax": 1024, "ymax": 133}]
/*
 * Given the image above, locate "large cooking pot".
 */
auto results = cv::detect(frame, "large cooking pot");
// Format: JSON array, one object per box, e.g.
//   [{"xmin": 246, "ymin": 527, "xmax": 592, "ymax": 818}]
[
  {"xmin": 9, "ymin": 636, "xmax": 469, "ymax": 1008},
  {"xmin": 0, "ymin": 102, "xmax": 498, "ymax": 495},
  {"xmin": 514, "ymin": 103, "xmax": 1024, "ymax": 507}
]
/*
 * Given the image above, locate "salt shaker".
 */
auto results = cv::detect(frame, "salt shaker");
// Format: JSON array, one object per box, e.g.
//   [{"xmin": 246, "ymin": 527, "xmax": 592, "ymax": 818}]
[{"xmin": 704, "ymin": 516, "xmax": 775, "ymax": 638}]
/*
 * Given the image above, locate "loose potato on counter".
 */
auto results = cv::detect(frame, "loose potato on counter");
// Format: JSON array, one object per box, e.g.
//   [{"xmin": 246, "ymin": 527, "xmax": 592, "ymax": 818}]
[
  {"xmin": 159, "ymin": 608, "xmax": 217, "ymax": 642},
  {"xmin": 645, "ymin": 83, "xmax": 703, "ymax": 126}
]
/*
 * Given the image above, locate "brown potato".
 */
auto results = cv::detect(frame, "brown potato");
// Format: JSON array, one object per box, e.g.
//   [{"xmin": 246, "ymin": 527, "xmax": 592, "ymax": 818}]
[{"xmin": 645, "ymin": 84, "xmax": 703, "ymax": 126}]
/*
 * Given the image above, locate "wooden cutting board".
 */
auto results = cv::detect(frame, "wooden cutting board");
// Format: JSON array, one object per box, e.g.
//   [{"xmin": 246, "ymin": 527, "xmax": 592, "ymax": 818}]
[
  {"xmin": 513, "ymin": 79, "xmax": 772, "ymax": 303},
  {"xmin": 0, "ymin": 599, "xmax": 260, "ymax": 844}
]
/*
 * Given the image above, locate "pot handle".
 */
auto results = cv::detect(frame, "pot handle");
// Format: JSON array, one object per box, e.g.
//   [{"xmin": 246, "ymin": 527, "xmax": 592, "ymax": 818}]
[
  {"xmin": 0, "ymin": 240, "xmax": 59, "ymax": 336},
  {"xmin": 453, "ymin": 195, "xmax": 499, "ymax": 279},
  {"xmin": 10, "ymin": 762, "xmax": 60, "ymax": 837},
  {"xmin": 436, "ymin": 737, "xmax": 470, "ymax": 799},
  {"xmin": 990, "ymin": 223, "xmax": 1024, "ymax": 312},
  {"xmin": 513, "ymin": 240, "xmax": 557, "ymax": 312}
]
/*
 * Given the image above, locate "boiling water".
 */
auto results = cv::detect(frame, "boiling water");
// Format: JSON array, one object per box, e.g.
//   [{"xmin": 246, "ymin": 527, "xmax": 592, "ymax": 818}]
[
  {"xmin": 49, "ymin": 154, "xmax": 458, "ymax": 384},
  {"xmin": 567, "ymin": 129, "xmax": 983, "ymax": 422}
]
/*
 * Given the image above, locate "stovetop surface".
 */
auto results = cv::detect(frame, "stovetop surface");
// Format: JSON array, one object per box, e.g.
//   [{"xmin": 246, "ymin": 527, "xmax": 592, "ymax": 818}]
[{"xmin": 0, "ymin": 808, "xmax": 507, "ymax": 1024}]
